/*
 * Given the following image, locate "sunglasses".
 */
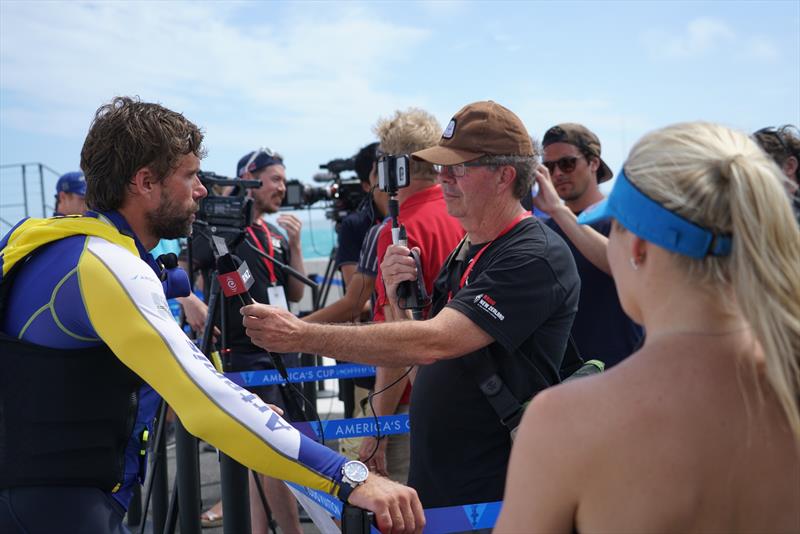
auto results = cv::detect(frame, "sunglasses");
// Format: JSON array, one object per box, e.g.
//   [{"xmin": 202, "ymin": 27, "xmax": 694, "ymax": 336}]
[
  {"xmin": 755, "ymin": 127, "xmax": 791, "ymax": 155},
  {"xmin": 543, "ymin": 155, "xmax": 584, "ymax": 175},
  {"xmin": 433, "ymin": 162, "xmax": 489, "ymax": 178},
  {"xmin": 242, "ymin": 146, "xmax": 278, "ymax": 176}
]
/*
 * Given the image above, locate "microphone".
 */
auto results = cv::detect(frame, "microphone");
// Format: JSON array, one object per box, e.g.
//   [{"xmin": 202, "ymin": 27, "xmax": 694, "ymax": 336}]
[
  {"xmin": 215, "ymin": 251, "xmax": 290, "ymax": 382},
  {"xmin": 215, "ymin": 253, "xmax": 255, "ymax": 307},
  {"xmin": 157, "ymin": 253, "xmax": 191, "ymax": 299}
]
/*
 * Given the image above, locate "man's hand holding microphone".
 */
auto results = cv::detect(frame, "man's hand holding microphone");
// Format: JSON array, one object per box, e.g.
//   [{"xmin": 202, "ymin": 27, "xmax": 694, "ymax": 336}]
[{"xmin": 218, "ymin": 245, "xmax": 425, "ymax": 534}]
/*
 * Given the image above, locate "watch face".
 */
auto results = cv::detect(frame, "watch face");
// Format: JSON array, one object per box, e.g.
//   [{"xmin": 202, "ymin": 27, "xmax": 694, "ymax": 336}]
[{"xmin": 343, "ymin": 460, "xmax": 369, "ymax": 483}]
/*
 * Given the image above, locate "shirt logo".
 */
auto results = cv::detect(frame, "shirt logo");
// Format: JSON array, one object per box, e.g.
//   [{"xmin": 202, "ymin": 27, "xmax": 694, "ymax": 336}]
[
  {"xmin": 151, "ymin": 292, "xmax": 172, "ymax": 320},
  {"xmin": 473, "ymin": 293, "xmax": 504, "ymax": 321}
]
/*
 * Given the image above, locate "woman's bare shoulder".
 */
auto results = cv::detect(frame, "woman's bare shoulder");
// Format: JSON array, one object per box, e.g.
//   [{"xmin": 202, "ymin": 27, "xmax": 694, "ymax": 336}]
[{"xmin": 520, "ymin": 348, "xmax": 682, "ymax": 456}]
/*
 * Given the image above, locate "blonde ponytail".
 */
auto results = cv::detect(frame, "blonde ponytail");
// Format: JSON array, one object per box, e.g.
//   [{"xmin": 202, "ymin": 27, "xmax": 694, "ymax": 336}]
[{"xmin": 625, "ymin": 122, "xmax": 800, "ymax": 437}]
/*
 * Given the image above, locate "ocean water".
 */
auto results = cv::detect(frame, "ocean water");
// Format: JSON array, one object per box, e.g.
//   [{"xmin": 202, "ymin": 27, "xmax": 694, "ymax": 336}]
[{"xmin": 261, "ymin": 210, "xmax": 338, "ymax": 260}]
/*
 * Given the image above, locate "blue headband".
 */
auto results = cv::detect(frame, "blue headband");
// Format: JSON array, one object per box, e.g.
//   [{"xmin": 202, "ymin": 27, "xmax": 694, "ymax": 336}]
[{"xmin": 577, "ymin": 170, "xmax": 732, "ymax": 259}]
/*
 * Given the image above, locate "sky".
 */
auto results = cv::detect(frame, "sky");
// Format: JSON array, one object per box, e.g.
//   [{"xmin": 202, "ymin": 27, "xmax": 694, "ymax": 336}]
[{"xmin": 1, "ymin": 0, "xmax": 799, "ymax": 231}]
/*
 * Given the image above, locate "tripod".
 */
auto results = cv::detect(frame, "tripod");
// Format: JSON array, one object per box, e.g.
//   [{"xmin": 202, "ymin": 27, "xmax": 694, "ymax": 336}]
[{"xmin": 314, "ymin": 244, "xmax": 339, "ymax": 310}]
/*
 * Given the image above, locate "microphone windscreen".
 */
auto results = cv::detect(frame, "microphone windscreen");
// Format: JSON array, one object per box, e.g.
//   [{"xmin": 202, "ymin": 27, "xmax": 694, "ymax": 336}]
[
  {"xmin": 216, "ymin": 253, "xmax": 239, "ymax": 275},
  {"xmin": 157, "ymin": 252, "xmax": 179, "ymax": 270},
  {"xmin": 162, "ymin": 267, "xmax": 191, "ymax": 299}
]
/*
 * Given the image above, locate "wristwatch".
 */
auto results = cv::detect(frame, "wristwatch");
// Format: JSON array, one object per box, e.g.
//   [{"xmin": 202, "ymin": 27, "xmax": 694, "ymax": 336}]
[{"xmin": 337, "ymin": 460, "xmax": 369, "ymax": 502}]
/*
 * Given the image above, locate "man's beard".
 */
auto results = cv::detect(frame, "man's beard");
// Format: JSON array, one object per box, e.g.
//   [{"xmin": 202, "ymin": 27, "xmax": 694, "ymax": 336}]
[
  {"xmin": 147, "ymin": 191, "xmax": 197, "ymax": 239},
  {"xmin": 254, "ymin": 193, "xmax": 281, "ymax": 215}
]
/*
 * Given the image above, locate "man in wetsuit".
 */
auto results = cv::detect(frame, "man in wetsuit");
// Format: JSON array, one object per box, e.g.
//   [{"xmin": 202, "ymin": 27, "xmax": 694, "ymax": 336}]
[{"xmin": 0, "ymin": 96, "xmax": 423, "ymax": 534}]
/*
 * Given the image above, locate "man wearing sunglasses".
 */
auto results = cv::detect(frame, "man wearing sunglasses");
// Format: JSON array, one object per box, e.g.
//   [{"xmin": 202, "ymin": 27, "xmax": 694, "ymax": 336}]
[
  {"xmin": 241, "ymin": 101, "xmax": 580, "ymax": 509},
  {"xmin": 535, "ymin": 124, "xmax": 642, "ymax": 368}
]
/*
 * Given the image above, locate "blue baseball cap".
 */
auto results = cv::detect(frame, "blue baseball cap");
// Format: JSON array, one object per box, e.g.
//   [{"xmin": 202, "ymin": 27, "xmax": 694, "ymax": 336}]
[
  {"xmin": 236, "ymin": 147, "xmax": 283, "ymax": 178},
  {"xmin": 577, "ymin": 169, "xmax": 732, "ymax": 259},
  {"xmin": 55, "ymin": 171, "xmax": 86, "ymax": 196}
]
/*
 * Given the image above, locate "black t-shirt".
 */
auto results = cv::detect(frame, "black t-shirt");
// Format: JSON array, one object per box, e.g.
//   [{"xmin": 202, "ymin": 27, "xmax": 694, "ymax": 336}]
[
  {"xmin": 191, "ymin": 220, "xmax": 291, "ymax": 360},
  {"xmin": 408, "ymin": 217, "xmax": 580, "ymax": 508},
  {"xmin": 545, "ymin": 216, "xmax": 642, "ymax": 367},
  {"xmin": 334, "ymin": 201, "xmax": 378, "ymax": 269}
]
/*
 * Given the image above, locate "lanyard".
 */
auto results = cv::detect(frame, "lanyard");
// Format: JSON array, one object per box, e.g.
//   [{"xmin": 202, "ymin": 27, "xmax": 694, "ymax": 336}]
[
  {"xmin": 449, "ymin": 212, "xmax": 531, "ymax": 300},
  {"xmin": 246, "ymin": 220, "xmax": 277, "ymax": 285}
]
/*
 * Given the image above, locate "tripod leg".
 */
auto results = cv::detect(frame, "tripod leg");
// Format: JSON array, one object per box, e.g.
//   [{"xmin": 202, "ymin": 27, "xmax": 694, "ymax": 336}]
[
  {"xmin": 164, "ymin": 478, "xmax": 179, "ymax": 534},
  {"xmin": 139, "ymin": 399, "xmax": 169, "ymax": 534},
  {"xmin": 219, "ymin": 452, "xmax": 251, "ymax": 534},
  {"xmin": 253, "ymin": 472, "xmax": 278, "ymax": 534},
  {"xmin": 175, "ymin": 420, "xmax": 201, "ymax": 533}
]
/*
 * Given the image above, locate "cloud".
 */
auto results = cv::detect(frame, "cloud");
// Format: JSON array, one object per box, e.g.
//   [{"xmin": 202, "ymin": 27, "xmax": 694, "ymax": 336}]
[
  {"xmin": 644, "ymin": 17, "xmax": 735, "ymax": 59},
  {"xmin": 0, "ymin": 1, "xmax": 431, "ymax": 143},
  {"xmin": 741, "ymin": 36, "xmax": 780, "ymax": 61}
]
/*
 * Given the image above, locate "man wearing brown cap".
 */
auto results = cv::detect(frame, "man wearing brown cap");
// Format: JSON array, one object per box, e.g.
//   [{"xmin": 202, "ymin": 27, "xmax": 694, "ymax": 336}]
[
  {"xmin": 535, "ymin": 124, "xmax": 642, "ymax": 367},
  {"xmin": 241, "ymin": 101, "xmax": 580, "ymax": 508}
]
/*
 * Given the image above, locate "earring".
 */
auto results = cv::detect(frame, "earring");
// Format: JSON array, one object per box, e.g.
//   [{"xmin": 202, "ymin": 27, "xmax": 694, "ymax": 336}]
[{"xmin": 629, "ymin": 257, "xmax": 640, "ymax": 271}]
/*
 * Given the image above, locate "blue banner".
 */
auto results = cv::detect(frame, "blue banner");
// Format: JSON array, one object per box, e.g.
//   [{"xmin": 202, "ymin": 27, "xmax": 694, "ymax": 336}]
[
  {"xmin": 292, "ymin": 414, "xmax": 410, "ymax": 441},
  {"xmin": 286, "ymin": 482, "xmax": 344, "ymax": 519},
  {"xmin": 423, "ymin": 501, "xmax": 503, "ymax": 533},
  {"xmin": 287, "ymin": 483, "xmax": 502, "ymax": 533},
  {"xmin": 227, "ymin": 363, "xmax": 376, "ymax": 387}
]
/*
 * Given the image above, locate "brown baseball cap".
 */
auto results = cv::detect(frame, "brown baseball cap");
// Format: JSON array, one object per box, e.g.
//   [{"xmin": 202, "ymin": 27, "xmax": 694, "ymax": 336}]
[
  {"xmin": 542, "ymin": 123, "xmax": 613, "ymax": 183},
  {"xmin": 411, "ymin": 100, "xmax": 534, "ymax": 165}
]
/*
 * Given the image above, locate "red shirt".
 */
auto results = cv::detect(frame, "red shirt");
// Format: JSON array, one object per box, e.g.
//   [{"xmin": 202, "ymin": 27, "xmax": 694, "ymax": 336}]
[{"xmin": 374, "ymin": 184, "xmax": 465, "ymax": 322}]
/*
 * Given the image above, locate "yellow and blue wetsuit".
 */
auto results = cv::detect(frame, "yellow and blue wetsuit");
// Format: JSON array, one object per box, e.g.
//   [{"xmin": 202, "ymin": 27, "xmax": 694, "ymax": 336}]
[{"xmin": 0, "ymin": 212, "xmax": 347, "ymax": 511}]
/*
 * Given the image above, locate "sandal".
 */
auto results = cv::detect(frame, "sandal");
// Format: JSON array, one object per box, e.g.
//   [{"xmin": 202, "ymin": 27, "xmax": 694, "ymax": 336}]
[{"xmin": 200, "ymin": 508, "xmax": 223, "ymax": 528}]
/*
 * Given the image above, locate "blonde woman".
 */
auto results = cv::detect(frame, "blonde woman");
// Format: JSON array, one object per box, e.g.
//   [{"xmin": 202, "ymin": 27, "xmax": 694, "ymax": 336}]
[{"xmin": 496, "ymin": 122, "xmax": 800, "ymax": 533}]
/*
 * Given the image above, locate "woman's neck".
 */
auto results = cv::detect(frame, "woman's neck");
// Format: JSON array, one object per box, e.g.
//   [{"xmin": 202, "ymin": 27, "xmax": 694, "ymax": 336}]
[{"xmin": 640, "ymin": 282, "xmax": 749, "ymax": 342}]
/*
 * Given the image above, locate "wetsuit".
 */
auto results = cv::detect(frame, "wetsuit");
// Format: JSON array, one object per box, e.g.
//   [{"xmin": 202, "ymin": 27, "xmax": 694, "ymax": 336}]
[{"xmin": 0, "ymin": 212, "xmax": 348, "ymax": 532}]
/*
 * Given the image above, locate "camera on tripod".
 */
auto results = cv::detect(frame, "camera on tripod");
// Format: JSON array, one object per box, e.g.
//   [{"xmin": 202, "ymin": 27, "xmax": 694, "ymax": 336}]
[
  {"xmin": 279, "ymin": 156, "xmax": 369, "ymax": 224},
  {"xmin": 194, "ymin": 171, "xmax": 261, "ymax": 241}
]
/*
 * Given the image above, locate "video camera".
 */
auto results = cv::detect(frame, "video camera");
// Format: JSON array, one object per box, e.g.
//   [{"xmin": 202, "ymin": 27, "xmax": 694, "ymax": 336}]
[
  {"xmin": 279, "ymin": 156, "xmax": 368, "ymax": 223},
  {"xmin": 194, "ymin": 171, "xmax": 261, "ymax": 240}
]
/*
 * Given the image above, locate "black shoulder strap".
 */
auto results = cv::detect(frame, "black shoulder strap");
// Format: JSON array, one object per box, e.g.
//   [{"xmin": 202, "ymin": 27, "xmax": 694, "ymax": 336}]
[
  {"xmin": 460, "ymin": 348, "xmax": 529, "ymax": 432},
  {"xmin": 462, "ymin": 335, "xmax": 585, "ymax": 431},
  {"xmin": 560, "ymin": 334, "xmax": 585, "ymax": 378},
  {"xmin": 449, "ymin": 232, "xmax": 585, "ymax": 430}
]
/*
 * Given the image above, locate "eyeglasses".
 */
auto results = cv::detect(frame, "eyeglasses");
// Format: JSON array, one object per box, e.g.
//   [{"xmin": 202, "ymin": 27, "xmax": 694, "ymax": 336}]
[
  {"xmin": 433, "ymin": 162, "xmax": 489, "ymax": 178},
  {"xmin": 242, "ymin": 146, "xmax": 278, "ymax": 176},
  {"xmin": 543, "ymin": 155, "xmax": 584, "ymax": 175}
]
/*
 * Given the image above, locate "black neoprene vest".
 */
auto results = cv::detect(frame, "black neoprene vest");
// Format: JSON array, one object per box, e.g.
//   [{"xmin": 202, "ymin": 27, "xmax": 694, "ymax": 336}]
[
  {"xmin": 0, "ymin": 256, "xmax": 144, "ymax": 490},
  {"xmin": 0, "ymin": 333, "xmax": 143, "ymax": 490}
]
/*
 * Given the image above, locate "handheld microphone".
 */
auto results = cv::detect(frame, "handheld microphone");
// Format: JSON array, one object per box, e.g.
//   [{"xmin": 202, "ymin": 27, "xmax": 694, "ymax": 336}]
[
  {"xmin": 215, "ymin": 253, "xmax": 255, "ymax": 307},
  {"xmin": 212, "ymin": 237, "xmax": 290, "ymax": 382},
  {"xmin": 157, "ymin": 253, "xmax": 191, "ymax": 299}
]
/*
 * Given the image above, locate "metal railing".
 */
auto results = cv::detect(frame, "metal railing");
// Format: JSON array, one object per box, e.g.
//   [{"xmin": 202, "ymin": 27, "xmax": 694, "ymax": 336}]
[{"xmin": 0, "ymin": 162, "xmax": 61, "ymax": 231}]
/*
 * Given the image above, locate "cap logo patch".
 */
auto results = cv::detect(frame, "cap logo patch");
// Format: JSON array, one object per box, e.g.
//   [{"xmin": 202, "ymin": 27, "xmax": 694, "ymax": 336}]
[{"xmin": 442, "ymin": 119, "xmax": 456, "ymax": 139}]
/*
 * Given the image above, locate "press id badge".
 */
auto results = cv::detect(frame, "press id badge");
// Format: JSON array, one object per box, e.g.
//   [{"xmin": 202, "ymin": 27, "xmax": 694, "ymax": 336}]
[{"xmin": 267, "ymin": 285, "xmax": 289, "ymax": 310}]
